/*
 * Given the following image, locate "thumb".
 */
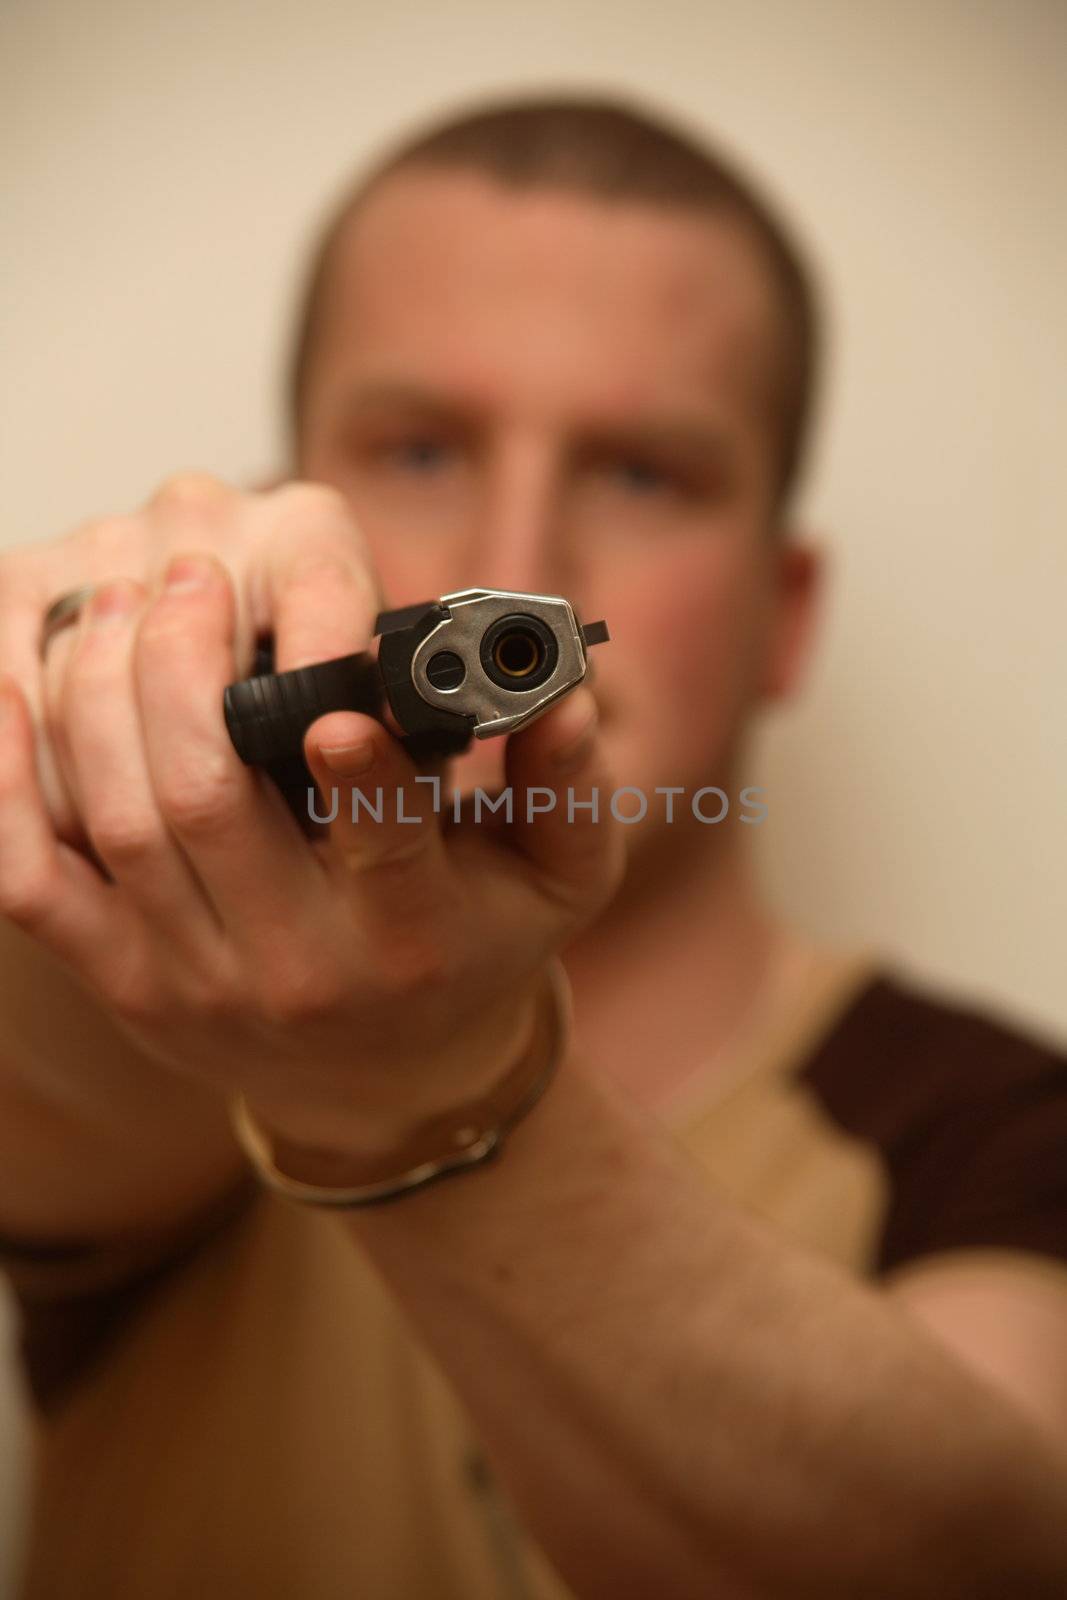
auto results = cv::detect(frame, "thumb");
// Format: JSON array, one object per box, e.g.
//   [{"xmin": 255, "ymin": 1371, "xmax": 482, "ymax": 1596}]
[{"xmin": 505, "ymin": 687, "xmax": 624, "ymax": 921}]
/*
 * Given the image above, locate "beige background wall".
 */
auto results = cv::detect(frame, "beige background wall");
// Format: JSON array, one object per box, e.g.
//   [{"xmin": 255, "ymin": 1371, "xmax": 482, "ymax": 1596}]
[{"xmin": 1, "ymin": 0, "xmax": 1064, "ymax": 1587}]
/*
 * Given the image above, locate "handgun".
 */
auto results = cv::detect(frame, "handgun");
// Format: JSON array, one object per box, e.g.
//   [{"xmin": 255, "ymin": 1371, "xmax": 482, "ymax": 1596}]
[{"xmin": 223, "ymin": 587, "xmax": 609, "ymax": 832}]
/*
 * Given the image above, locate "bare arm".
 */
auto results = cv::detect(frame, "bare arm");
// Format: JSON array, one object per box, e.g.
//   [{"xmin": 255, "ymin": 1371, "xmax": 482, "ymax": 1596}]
[
  {"xmin": 0, "ymin": 474, "xmax": 383, "ymax": 1245},
  {"xmin": 343, "ymin": 1055, "xmax": 1067, "ymax": 1600},
  {"xmin": 4, "ymin": 497, "xmax": 1063, "ymax": 1594},
  {"xmin": 0, "ymin": 916, "xmax": 246, "ymax": 1244}
]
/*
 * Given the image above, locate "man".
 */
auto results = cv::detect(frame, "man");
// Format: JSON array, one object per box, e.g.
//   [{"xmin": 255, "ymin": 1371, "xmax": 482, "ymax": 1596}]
[{"xmin": 1, "ymin": 95, "xmax": 1065, "ymax": 1598}]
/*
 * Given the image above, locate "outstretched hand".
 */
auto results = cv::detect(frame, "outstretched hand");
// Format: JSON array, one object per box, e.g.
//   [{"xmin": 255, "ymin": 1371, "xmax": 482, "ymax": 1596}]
[{"xmin": 0, "ymin": 477, "xmax": 623, "ymax": 1153}]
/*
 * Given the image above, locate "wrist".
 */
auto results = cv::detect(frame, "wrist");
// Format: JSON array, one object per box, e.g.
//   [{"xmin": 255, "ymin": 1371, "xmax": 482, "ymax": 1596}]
[
  {"xmin": 230, "ymin": 962, "xmax": 570, "ymax": 1206},
  {"xmin": 243, "ymin": 982, "xmax": 542, "ymax": 1157}
]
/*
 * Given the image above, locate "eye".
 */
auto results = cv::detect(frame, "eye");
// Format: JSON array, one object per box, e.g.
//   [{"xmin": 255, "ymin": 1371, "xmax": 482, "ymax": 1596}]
[
  {"xmin": 616, "ymin": 458, "xmax": 669, "ymax": 492},
  {"xmin": 383, "ymin": 436, "xmax": 457, "ymax": 474},
  {"xmin": 602, "ymin": 454, "xmax": 686, "ymax": 497}
]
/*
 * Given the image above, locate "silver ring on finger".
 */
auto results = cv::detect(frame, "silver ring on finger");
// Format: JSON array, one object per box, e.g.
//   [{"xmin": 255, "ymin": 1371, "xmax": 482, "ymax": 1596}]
[{"xmin": 39, "ymin": 584, "xmax": 100, "ymax": 658}]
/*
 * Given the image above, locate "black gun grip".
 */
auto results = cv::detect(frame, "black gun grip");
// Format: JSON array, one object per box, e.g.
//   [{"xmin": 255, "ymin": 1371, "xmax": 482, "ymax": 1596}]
[{"xmin": 223, "ymin": 638, "xmax": 384, "ymax": 835}]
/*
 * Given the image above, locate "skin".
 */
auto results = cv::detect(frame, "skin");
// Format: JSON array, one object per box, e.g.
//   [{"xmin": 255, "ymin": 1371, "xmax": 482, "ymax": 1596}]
[
  {"xmin": 299, "ymin": 170, "xmax": 810, "ymax": 838},
  {"xmin": 296, "ymin": 169, "xmax": 823, "ymax": 1110},
  {"xmin": 0, "ymin": 168, "xmax": 1066, "ymax": 1594}
]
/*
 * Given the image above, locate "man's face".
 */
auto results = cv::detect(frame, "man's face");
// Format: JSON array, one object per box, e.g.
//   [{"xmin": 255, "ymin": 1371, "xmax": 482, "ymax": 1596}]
[{"xmin": 298, "ymin": 168, "xmax": 812, "ymax": 822}]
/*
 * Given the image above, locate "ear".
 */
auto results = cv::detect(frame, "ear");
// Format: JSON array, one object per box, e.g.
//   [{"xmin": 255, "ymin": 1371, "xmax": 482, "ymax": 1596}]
[{"xmin": 759, "ymin": 531, "xmax": 826, "ymax": 703}]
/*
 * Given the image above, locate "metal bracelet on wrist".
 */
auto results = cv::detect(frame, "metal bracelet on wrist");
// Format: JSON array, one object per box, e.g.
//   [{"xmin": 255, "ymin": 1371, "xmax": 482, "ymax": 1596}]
[{"xmin": 229, "ymin": 960, "xmax": 572, "ymax": 1209}]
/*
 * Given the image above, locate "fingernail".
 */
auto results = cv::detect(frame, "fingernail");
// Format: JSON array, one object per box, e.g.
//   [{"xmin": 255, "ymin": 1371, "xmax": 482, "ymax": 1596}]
[
  {"xmin": 89, "ymin": 583, "xmax": 134, "ymax": 624},
  {"xmin": 320, "ymin": 741, "xmax": 376, "ymax": 776},
  {"xmin": 550, "ymin": 689, "xmax": 598, "ymax": 772},
  {"xmin": 164, "ymin": 555, "xmax": 213, "ymax": 593}
]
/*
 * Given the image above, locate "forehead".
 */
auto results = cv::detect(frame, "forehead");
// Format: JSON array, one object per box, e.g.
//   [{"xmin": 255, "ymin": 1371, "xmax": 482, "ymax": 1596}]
[{"xmin": 311, "ymin": 168, "xmax": 779, "ymax": 428}]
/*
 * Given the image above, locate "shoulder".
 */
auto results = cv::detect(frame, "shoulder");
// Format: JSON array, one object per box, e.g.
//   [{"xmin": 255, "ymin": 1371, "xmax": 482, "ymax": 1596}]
[
  {"xmin": 797, "ymin": 967, "xmax": 1067, "ymax": 1137},
  {"xmin": 796, "ymin": 968, "xmax": 1067, "ymax": 1275}
]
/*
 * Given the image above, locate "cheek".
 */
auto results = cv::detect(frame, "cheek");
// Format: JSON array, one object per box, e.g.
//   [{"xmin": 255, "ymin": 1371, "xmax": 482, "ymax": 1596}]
[
  {"xmin": 609, "ymin": 543, "xmax": 758, "ymax": 687},
  {"xmin": 593, "ymin": 542, "xmax": 765, "ymax": 776}
]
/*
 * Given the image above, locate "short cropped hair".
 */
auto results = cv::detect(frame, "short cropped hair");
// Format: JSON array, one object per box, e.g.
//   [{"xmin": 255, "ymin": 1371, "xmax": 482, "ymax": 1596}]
[{"xmin": 287, "ymin": 94, "xmax": 822, "ymax": 508}]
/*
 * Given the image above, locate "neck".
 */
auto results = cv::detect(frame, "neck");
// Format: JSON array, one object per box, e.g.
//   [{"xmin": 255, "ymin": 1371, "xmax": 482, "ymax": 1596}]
[{"xmin": 563, "ymin": 821, "xmax": 791, "ymax": 1110}]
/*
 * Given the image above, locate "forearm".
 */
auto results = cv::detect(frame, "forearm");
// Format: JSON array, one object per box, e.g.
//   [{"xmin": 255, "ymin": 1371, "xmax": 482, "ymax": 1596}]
[
  {"xmin": 346, "ymin": 1055, "xmax": 1067, "ymax": 1599},
  {"xmin": 0, "ymin": 920, "xmax": 246, "ymax": 1241},
  {"xmin": 0, "ymin": 1057, "xmax": 246, "ymax": 1243}
]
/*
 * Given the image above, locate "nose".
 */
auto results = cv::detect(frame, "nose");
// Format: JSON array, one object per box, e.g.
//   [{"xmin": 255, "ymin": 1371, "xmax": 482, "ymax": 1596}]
[{"xmin": 465, "ymin": 428, "xmax": 581, "ymax": 603}]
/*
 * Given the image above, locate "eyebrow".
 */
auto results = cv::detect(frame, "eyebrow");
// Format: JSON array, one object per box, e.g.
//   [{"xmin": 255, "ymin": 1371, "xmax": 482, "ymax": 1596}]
[
  {"xmin": 335, "ymin": 381, "xmax": 482, "ymax": 426},
  {"xmin": 335, "ymin": 380, "xmax": 737, "ymax": 467},
  {"xmin": 582, "ymin": 417, "xmax": 736, "ymax": 468}
]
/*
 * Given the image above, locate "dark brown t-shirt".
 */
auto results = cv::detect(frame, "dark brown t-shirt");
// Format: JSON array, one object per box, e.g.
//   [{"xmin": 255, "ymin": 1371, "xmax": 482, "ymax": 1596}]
[{"xmin": 3, "ymin": 951, "xmax": 1066, "ymax": 1597}]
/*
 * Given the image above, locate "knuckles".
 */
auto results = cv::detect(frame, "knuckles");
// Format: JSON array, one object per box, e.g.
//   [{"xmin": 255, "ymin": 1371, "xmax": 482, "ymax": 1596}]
[
  {"xmin": 251, "ymin": 968, "xmax": 347, "ymax": 1030},
  {"xmin": 366, "ymin": 929, "xmax": 455, "ymax": 1001},
  {"xmin": 101, "ymin": 953, "xmax": 247, "ymax": 1038},
  {"xmin": 60, "ymin": 514, "xmax": 141, "ymax": 571},
  {"xmin": 246, "ymin": 932, "xmax": 453, "ymax": 1034},
  {"xmin": 176, "ymin": 968, "xmax": 249, "ymax": 1028},
  {"xmin": 95, "ymin": 955, "xmax": 168, "ymax": 1035},
  {"xmin": 266, "ymin": 481, "xmax": 378, "ymax": 577},
  {"xmin": 85, "ymin": 806, "xmax": 168, "ymax": 870},
  {"xmin": 146, "ymin": 471, "xmax": 236, "ymax": 519},
  {"xmin": 0, "ymin": 859, "xmax": 64, "ymax": 932},
  {"xmin": 153, "ymin": 756, "xmax": 244, "ymax": 838},
  {"xmin": 269, "ymin": 479, "xmax": 353, "ymax": 529},
  {"xmin": 106, "ymin": 988, "xmax": 166, "ymax": 1036}
]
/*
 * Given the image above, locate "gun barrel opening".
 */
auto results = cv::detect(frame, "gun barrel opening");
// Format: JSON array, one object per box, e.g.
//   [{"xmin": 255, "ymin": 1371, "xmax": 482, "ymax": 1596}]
[
  {"xmin": 492, "ymin": 626, "xmax": 544, "ymax": 679},
  {"xmin": 479, "ymin": 612, "xmax": 560, "ymax": 693}
]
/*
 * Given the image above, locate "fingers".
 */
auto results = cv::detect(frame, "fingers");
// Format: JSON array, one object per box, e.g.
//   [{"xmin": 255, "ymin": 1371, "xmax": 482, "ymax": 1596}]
[
  {"xmin": 133, "ymin": 553, "xmax": 323, "ymax": 947},
  {"xmin": 1, "ymin": 542, "xmax": 94, "ymax": 846},
  {"xmin": 303, "ymin": 711, "xmax": 450, "ymax": 891},
  {"xmin": 252, "ymin": 483, "xmax": 383, "ymax": 671},
  {"xmin": 504, "ymin": 686, "xmax": 625, "ymax": 921},
  {"xmin": 43, "ymin": 594, "xmax": 121, "ymax": 829},
  {"xmin": 0, "ymin": 672, "xmax": 139, "ymax": 983},
  {"xmin": 145, "ymin": 475, "xmax": 379, "ymax": 670},
  {"xmin": 2, "ymin": 477, "xmax": 382, "ymax": 858},
  {"xmin": 0, "ymin": 544, "xmax": 51, "ymax": 726},
  {"xmin": 35, "ymin": 624, "xmax": 87, "ymax": 847},
  {"xmin": 56, "ymin": 576, "xmax": 229, "ymax": 961},
  {"xmin": 142, "ymin": 473, "xmax": 262, "ymax": 672}
]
